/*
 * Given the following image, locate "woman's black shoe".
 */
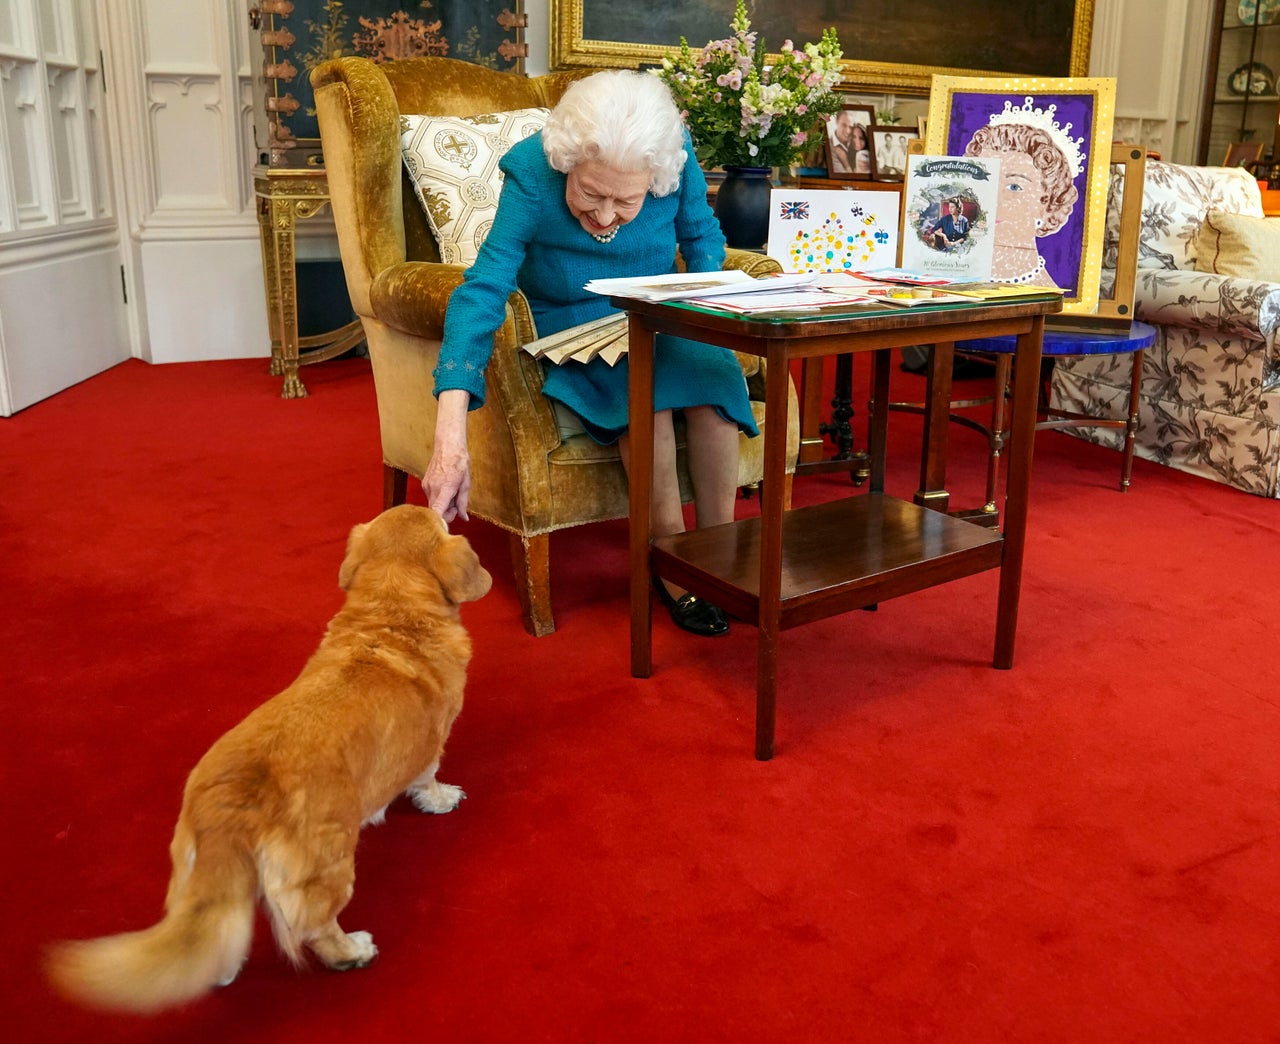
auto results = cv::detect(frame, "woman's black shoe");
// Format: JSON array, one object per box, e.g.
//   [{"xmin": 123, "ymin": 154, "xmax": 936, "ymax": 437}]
[{"xmin": 652, "ymin": 579, "xmax": 729, "ymax": 637}]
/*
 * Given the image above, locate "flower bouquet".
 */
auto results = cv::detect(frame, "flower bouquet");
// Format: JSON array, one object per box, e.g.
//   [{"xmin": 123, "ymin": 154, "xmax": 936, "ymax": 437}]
[{"xmin": 656, "ymin": 0, "xmax": 844, "ymax": 171}]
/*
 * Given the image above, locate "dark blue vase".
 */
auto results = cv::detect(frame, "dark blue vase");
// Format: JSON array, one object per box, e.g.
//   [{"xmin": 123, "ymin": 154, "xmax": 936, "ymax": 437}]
[{"xmin": 713, "ymin": 165, "xmax": 772, "ymax": 249}]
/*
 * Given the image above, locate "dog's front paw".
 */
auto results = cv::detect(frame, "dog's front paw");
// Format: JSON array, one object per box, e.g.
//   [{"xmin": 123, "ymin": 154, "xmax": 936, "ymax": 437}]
[
  {"xmin": 329, "ymin": 931, "xmax": 378, "ymax": 971},
  {"xmin": 409, "ymin": 781, "xmax": 466, "ymax": 814}
]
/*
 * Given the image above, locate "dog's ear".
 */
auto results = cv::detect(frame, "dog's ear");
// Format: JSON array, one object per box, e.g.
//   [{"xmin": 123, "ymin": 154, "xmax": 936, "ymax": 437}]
[
  {"xmin": 434, "ymin": 535, "xmax": 492, "ymax": 605},
  {"xmin": 338, "ymin": 521, "xmax": 371, "ymax": 590}
]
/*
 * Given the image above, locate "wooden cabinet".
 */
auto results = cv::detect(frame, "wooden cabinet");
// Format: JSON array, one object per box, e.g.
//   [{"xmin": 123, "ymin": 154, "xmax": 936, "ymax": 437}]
[{"xmin": 1198, "ymin": 0, "xmax": 1280, "ymax": 167}]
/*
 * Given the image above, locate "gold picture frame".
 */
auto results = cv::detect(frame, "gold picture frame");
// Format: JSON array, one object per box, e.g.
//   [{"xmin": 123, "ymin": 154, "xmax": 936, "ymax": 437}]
[
  {"xmin": 549, "ymin": 0, "xmax": 1095, "ymax": 94},
  {"xmin": 1224, "ymin": 141, "xmax": 1265, "ymax": 169},
  {"xmin": 923, "ymin": 75, "xmax": 1116, "ymax": 315}
]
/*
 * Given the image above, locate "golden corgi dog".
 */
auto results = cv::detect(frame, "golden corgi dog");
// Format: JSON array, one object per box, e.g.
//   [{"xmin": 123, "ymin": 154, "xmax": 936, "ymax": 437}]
[{"xmin": 46, "ymin": 505, "xmax": 492, "ymax": 1014}]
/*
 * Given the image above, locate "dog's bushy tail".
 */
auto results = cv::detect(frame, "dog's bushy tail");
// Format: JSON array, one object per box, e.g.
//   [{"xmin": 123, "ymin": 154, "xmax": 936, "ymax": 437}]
[{"xmin": 45, "ymin": 821, "xmax": 256, "ymax": 1015}]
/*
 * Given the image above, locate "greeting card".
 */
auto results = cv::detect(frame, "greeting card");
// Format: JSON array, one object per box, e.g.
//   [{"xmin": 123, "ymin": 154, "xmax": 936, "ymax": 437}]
[
  {"xmin": 765, "ymin": 190, "xmax": 900, "ymax": 273},
  {"xmin": 899, "ymin": 155, "xmax": 1001, "ymax": 282}
]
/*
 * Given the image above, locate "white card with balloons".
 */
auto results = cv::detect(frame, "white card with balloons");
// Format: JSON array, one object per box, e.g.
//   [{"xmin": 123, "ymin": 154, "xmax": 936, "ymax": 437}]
[{"xmin": 766, "ymin": 189, "xmax": 900, "ymax": 274}]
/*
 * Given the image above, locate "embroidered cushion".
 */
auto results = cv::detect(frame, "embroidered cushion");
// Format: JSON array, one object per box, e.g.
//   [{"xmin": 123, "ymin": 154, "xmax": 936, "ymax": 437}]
[
  {"xmin": 1132, "ymin": 161, "xmax": 1264, "ymax": 271},
  {"xmin": 400, "ymin": 108, "xmax": 550, "ymax": 266},
  {"xmin": 1194, "ymin": 212, "xmax": 1280, "ymax": 282}
]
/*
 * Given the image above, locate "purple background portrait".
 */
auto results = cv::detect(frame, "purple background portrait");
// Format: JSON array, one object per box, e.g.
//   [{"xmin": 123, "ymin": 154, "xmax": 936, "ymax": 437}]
[{"xmin": 945, "ymin": 92, "xmax": 1095, "ymax": 292}]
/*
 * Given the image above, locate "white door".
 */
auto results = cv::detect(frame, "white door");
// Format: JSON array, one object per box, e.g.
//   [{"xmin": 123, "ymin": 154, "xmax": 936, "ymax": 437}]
[{"xmin": 0, "ymin": 0, "xmax": 129, "ymax": 416}]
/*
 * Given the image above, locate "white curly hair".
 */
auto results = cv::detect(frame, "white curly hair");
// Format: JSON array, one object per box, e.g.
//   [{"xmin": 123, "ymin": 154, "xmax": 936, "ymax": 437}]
[{"xmin": 541, "ymin": 70, "xmax": 687, "ymax": 198}]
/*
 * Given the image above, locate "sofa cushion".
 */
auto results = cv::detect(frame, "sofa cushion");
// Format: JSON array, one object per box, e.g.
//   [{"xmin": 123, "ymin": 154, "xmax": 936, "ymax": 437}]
[
  {"xmin": 400, "ymin": 108, "xmax": 549, "ymax": 265},
  {"xmin": 1194, "ymin": 211, "xmax": 1280, "ymax": 282},
  {"xmin": 1135, "ymin": 161, "xmax": 1264, "ymax": 271}
]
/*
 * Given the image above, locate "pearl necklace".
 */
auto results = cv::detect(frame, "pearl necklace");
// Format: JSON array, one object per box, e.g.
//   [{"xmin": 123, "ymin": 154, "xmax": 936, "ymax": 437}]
[
  {"xmin": 589, "ymin": 225, "xmax": 620, "ymax": 244},
  {"xmin": 995, "ymin": 256, "xmax": 1048, "ymax": 285}
]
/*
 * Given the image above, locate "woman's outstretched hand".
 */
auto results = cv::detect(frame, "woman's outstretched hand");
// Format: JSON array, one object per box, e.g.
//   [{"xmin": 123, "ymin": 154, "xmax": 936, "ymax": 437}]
[{"xmin": 423, "ymin": 389, "xmax": 472, "ymax": 522}]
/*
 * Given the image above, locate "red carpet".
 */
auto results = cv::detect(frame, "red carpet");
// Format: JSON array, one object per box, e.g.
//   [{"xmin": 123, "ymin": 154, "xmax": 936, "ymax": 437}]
[{"xmin": 2, "ymin": 355, "xmax": 1279, "ymax": 1042}]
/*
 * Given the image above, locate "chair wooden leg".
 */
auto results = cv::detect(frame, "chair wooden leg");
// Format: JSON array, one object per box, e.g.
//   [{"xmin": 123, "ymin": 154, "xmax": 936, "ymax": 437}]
[
  {"xmin": 1120, "ymin": 349, "xmax": 1143, "ymax": 492},
  {"xmin": 509, "ymin": 531, "xmax": 554, "ymax": 637},
  {"xmin": 383, "ymin": 464, "xmax": 409, "ymax": 509}
]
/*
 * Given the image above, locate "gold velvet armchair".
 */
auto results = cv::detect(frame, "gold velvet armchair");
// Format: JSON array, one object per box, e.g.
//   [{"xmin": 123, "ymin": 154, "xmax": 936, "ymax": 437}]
[{"xmin": 311, "ymin": 56, "xmax": 798, "ymax": 636}]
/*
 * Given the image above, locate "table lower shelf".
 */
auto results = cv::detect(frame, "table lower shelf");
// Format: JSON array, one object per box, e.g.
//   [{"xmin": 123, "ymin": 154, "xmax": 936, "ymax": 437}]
[{"xmin": 651, "ymin": 494, "xmax": 1005, "ymax": 630}]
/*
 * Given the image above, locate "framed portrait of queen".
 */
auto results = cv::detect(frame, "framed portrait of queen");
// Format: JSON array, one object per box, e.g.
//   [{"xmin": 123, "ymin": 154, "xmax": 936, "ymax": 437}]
[{"xmin": 923, "ymin": 76, "xmax": 1116, "ymax": 315}]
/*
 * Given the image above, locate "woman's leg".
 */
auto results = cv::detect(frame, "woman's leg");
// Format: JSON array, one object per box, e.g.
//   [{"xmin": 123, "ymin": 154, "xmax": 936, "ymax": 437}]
[
  {"xmin": 619, "ymin": 410, "xmax": 727, "ymax": 635},
  {"xmin": 683, "ymin": 405, "xmax": 739, "ymax": 529},
  {"xmin": 618, "ymin": 409, "xmax": 685, "ymax": 539}
]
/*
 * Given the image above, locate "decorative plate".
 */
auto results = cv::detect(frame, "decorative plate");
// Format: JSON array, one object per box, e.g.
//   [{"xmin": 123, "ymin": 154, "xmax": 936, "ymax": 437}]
[
  {"xmin": 1238, "ymin": 0, "xmax": 1280, "ymax": 24},
  {"xmin": 1228, "ymin": 61, "xmax": 1276, "ymax": 96}
]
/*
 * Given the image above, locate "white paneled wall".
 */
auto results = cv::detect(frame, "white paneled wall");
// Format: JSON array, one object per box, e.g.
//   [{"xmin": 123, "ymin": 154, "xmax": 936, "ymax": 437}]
[
  {"xmin": 0, "ymin": 0, "xmax": 125, "ymax": 415},
  {"xmin": 0, "ymin": 0, "xmax": 1226, "ymax": 415},
  {"xmin": 108, "ymin": 0, "xmax": 267, "ymax": 364}
]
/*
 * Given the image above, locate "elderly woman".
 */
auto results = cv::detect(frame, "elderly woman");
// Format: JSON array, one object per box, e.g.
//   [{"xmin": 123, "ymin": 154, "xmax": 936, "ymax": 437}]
[{"xmin": 425, "ymin": 69, "xmax": 757, "ymax": 637}]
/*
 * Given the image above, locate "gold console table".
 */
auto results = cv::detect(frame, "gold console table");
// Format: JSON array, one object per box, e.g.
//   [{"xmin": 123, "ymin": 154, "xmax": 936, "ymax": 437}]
[{"xmin": 253, "ymin": 165, "xmax": 365, "ymax": 398}]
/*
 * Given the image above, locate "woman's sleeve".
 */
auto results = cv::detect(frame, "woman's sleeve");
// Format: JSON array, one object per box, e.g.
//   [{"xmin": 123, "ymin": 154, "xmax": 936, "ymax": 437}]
[
  {"xmin": 673, "ymin": 135, "xmax": 726, "ymax": 274},
  {"xmin": 433, "ymin": 155, "xmax": 542, "ymax": 408}
]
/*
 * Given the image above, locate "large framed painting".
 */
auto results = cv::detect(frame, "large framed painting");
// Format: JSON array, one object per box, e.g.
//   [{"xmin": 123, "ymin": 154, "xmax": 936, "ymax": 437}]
[
  {"xmin": 923, "ymin": 75, "xmax": 1116, "ymax": 315},
  {"xmin": 549, "ymin": 0, "xmax": 1095, "ymax": 94},
  {"xmin": 254, "ymin": 0, "xmax": 525, "ymax": 167}
]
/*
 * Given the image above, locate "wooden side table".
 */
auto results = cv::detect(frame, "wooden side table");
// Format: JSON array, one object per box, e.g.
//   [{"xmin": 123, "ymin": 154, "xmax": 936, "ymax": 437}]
[
  {"xmin": 622, "ymin": 295, "xmax": 1061, "ymax": 760},
  {"xmin": 253, "ymin": 166, "xmax": 365, "ymax": 398}
]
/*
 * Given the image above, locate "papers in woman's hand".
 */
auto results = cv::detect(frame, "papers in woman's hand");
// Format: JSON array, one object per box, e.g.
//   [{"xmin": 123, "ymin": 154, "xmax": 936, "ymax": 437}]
[
  {"xmin": 584, "ymin": 270, "xmax": 817, "ymax": 303},
  {"xmin": 519, "ymin": 313, "xmax": 629, "ymax": 366}
]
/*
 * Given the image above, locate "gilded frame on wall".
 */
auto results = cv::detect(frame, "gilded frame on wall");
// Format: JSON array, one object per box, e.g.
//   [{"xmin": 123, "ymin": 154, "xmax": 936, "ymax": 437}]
[
  {"xmin": 923, "ymin": 75, "xmax": 1116, "ymax": 315},
  {"xmin": 549, "ymin": 0, "xmax": 1095, "ymax": 94}
]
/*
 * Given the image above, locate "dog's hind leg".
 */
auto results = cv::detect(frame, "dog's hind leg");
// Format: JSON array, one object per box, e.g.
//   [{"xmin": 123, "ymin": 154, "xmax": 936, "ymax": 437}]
[
  {"xmin": 405, "ymin": 760, "xmax": 465, "ymax": 814},
  {"xmin": 259, "ymin": 827, "xmax": 377, "ymax": 971}
]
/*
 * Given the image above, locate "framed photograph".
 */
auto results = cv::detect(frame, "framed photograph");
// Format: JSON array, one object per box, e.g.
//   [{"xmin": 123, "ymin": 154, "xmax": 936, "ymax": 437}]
[
  {"xmin": 1224, "ymin": 141, "xmax": 1264, "ymax": 169},
  {"xmin": 550, "ymin": 0, "xmax": 1095, "ymax": 93},
  {"xmin": 923, "ymin": 75, "xmax": 1117, "ymax": 315},
  {"xmin": 825, "ymin": 104, "xmax": 876, "ymax": 181},
  {"xmin": 870, "ymin": 126, "xmax": 920, "ymax": 180}
]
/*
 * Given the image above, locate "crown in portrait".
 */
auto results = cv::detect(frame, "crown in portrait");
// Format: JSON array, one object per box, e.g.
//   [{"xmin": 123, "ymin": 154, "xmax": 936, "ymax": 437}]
[{"xmin": 986, "ymin": 96, "xmax": 1085, "ymax": 179}]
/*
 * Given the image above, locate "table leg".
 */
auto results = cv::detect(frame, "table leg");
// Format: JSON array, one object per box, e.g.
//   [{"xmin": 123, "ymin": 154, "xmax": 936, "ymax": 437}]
[
  {"xmin": 629, "ymin": 317, "xmax": 655, "ymax": 679},
  {"xmin": 819, "ymin": 354, "xmax": 855, "ymax": 460},
  {"xmin": 993, "ymin": 318, "xmax": 1044, "ymax": 669},
  {"xmin": 265, "ymin": 194, "xmax": 307, "ymax": 399},
  {"xmin": 755, "ymin": 347, "xmax": 792, "ymax": 761},
  {"xmin": 798, "ymin": 358, "xmax": 826, "ymax": 465},
  {"xmin": 795, "ymin": 355, "xmax": 870, "ymax": 482},
  {"xmin": 256, "ymin": 197, "xmax": 284, "ymax": 378},
  {"xmin": 984, "ymin": 354, "xmax": 1013, "ymax": 513},
  {"xmin": 916, "ymin": 340, "xmax": 955, "ymax": 512},
  {"xmin": 867, "ymin": 348, "xmax": 891, "ymax": 494}
]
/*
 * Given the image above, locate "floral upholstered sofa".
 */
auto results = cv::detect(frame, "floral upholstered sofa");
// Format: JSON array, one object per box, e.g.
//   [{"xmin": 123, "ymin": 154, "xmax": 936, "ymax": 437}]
[{"xmin": 1050, "ymin": 161, "xmax": 1280, "ymax": 496}]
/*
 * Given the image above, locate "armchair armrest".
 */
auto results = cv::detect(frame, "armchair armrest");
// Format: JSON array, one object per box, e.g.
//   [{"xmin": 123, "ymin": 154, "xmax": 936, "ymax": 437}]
[
  {"xmin": 723, "ymin": 248, "xmax": 782, "ymax": 278},
  {"xmin": 369, "ymin": 261, "xmax": 464, "ymax": 339},
  {"xmin": 1136, "ymin": 269, "xmax": 1280, "ymax": 354},
  {"xmin": 370, "ymin": 260, "xmax": 541, "ymax": 344},
  {"xmin": 368, "ymin": 259, "xmax": 559, "ymax": 469}
]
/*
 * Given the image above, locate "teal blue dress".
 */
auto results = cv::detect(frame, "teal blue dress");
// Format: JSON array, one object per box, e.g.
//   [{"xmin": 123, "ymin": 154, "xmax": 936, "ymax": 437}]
[{"xmin": 432, "ymin": 132, "xmax": 758, "ymax": 445}]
